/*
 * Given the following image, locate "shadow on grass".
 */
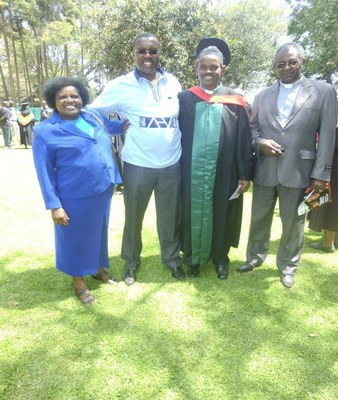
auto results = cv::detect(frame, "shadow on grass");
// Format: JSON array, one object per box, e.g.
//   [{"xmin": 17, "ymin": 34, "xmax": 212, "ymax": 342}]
[
  {"xmin": 0, "ymin": 248, "xmax": 337, "ymax": 399},
  {"xmin": 181, "ymin": 257, "xmax": 338, "ymax": 398},
  {"xmin": 0, "ymin": 251, "xmax": 130, "ymax": 310}
]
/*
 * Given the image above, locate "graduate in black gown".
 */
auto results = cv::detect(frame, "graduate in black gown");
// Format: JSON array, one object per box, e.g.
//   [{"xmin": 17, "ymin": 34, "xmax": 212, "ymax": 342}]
[
  {"xmin": 17, "ymin": 102, "xmax": 35, "ymax": 148},
  {"xmin": 178, "ymin": 38, "xmax": 254, "ymax": 279}
]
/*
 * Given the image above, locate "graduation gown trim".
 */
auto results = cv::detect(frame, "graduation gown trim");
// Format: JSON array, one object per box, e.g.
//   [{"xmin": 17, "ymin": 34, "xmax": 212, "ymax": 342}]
[
  {"xmin": 191, "ymin": 101, "xmax": 222, "ymax": 264},
  {"xmin": 188, "ymin": 86, "xmax": 247, "ymax": 108}
]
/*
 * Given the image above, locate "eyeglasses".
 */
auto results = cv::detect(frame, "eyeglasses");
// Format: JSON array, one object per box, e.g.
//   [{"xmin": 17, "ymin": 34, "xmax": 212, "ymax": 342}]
[
  {"xmin": 198, "ymin": 65, "xmax": 221, "ymax": 72},
  {"xmin": 276, "ymin": 60, "xmax": 300, "ymax": 69},
  {"xmin": 135, "ymin": 49, "xmax": 160, "ymax": 55}
]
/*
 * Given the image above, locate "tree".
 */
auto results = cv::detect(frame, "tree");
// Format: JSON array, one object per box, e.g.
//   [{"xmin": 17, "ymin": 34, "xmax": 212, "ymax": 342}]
[
  {"xmin": 81, "ymin": 0, "xmax": 288, "ymax": 91},
  {"xmin": 0, "ymin": 0, "xmax": 290, "ymax": 100},
  {"xmin": 81, "ymin": 0, "xmax": 214, "ymax": 88},
  {"xmin": 216, "ymin": 0, "xmax": 288, "ymax": 89},
  {"xmin": 0, "ymin": 2, "xmax": 16, "ymax": 100},
  {"xmin": 0, "ymin": 0, "xmax": 82, "ymax": 102},
  {"xmin": 287, "ymin": 0, "xmax": 338, "ymax": 84}
]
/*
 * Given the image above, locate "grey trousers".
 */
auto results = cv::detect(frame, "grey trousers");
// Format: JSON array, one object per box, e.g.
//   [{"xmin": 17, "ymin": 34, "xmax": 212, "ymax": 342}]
[
  {"xmin": 1, "ymin": 125, "xmax": 12, "ymax": 147},
  {"xmin": 246, "ymin": 183, "xmax": 306, "ymax": 274},
  {"xmin": 121, "ymin": 162, "xmax": 182, "ymax": 270}
]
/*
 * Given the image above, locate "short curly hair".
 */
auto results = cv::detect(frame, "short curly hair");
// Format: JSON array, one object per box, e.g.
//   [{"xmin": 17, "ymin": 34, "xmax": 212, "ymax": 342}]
[{"xmin": 43, "ymin": 77, "xmax": 90, "ymax": 109}]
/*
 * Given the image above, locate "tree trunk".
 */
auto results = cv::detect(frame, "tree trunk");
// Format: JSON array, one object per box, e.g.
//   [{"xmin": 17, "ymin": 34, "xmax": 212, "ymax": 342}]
[
  {"xmin": 11, "ymin": 37, "xmax": 21, "ymax": 103},
  {"xmin": 0, "ymin": 62, "xmax": 9, "ymax": 99},
  {"xmin": 8, "ymin": 6, "xmax": 21, "ymax": 103},
  {"xmin": 1, "ymin": 13, "xmax": 16, "ymax": 100},
  {"xmin": 43, "ymin": 44, "xmax": 49, "ymax": 81},
  {"xmin": 19, "ymin": 34, "xmax": 32, "ymax": 101},
  {"xmin": 35, "ymin": 45, "xmax": 43, "ymax": 102},
  {"xmin": 64, "ymin": 44, "xmax": 69, "ymax": 75}
]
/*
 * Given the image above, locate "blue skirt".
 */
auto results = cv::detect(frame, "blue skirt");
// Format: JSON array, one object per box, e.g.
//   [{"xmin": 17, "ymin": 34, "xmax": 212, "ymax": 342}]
[{"xmin": 54, "ymin": 185, "xmax": 113, "ymax": 276}]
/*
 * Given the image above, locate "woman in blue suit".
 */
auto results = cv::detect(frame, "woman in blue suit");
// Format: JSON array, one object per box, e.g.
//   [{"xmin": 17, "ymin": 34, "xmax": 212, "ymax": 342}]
[{"xmin": 33, "ymin": 77, "xmax": 129, "ymax": 304}]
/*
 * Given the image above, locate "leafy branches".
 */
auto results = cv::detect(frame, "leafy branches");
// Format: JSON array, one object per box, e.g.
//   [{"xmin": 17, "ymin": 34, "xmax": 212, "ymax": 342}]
[
  {"xmin": 287, "ymin": 0, "xmax": 338, "ymax": 83},
  {"xmin": 1, "ymin": 0, "xmax": 306, "ymax": 102},
  {"xmin": 82, "ymin": 0, "xmax": 287, "ymax": 90}
]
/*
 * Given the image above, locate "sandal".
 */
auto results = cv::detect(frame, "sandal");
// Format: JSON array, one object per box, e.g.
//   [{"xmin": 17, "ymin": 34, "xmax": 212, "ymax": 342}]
[
  {"xmin": 308, "ymin": 242, "xmax": 335, "ymax": 253},
  {"xmin": 92, "ymin": 269, "xmax": 117, "ymax": 285},
  {"xmin": 74, "ymin": 287, "xmax": 96, "ymax": 304}
]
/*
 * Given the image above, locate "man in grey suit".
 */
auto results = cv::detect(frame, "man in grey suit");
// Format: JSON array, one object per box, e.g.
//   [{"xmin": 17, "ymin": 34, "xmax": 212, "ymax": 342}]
[{"xmin": 238, "ymin": 42, "xmax": 337, "ymax": 288}]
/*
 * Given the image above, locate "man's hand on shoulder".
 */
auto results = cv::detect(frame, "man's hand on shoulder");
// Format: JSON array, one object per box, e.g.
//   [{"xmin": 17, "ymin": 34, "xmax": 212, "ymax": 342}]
[{"xmin": 122, "ymin": 120, "xmax": 130, "ymax": 133}]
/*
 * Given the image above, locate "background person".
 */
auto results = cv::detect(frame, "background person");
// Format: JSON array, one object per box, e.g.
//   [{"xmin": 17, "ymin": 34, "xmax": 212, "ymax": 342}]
[
  {"xmin": 238, "ymin": 42, "xmax": 337, "ymax": 288},
  {"xmin": 178, "ymin": 38, "xmax": 254, "ymax": 280},
  {"xmin": 32, "ymin": 76, "xmax": 128, "ymax": 304},
  {"xmin": 8, "ymin": 100, "xmax": 20, "ymax": 146},
  {"xmin": 0, "ymin": 100, "xmax": 12, "ymax": 148},
  {"xmin": 17, "ymin": 102, "xmax": 35, "ymax": 148},
  {"xmin": 89, "ymin": 32, "xmax": 184, "ymax": 285},
  {"xmin": 308, "ymin": 99, "xmax": 338, "ymax": 252},
  {"xmin": 40, "ymin": 100, "xmax": 51, "ymax": 121}
]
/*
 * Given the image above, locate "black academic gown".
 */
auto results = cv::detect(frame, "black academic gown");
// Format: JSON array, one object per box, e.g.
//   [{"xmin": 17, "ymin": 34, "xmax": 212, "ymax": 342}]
[
  {"xmin": 178, "ymin": 86, "xmax": 254, "ymax": 266},
  {"xmin": 17, "ymin": 109, "xmax": 35, "ymax": 146}
]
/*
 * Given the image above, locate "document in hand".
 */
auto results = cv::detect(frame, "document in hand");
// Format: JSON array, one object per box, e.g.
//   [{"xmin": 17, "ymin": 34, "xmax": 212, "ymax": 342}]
[{"xmin": 229, "ymin": 184, "xmax": 243, "ymax": 200}]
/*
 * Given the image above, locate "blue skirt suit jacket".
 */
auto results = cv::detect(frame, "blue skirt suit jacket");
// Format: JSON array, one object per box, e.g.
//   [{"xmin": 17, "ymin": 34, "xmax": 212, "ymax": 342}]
[{"xmin": 33, "ymin": 109, "xmax": 123, "ymax": 210}]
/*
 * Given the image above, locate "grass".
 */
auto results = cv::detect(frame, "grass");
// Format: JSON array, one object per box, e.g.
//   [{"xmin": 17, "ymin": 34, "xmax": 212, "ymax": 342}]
[{"xmin": 0, "ymin": 147, "xmax": 337, "ymax": 400}]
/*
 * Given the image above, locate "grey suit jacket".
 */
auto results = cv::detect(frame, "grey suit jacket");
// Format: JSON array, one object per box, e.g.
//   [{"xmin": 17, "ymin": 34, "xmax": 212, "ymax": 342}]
[{"xmin": 251, "ymin": 76, "xmax": 337, "ymax": 188}]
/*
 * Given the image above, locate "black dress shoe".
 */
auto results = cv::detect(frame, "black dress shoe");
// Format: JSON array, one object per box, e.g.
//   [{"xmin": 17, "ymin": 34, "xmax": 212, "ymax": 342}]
[
  {"xmin": 187, "ymin": 264, "xmax": 200, "ymax": 278},
  {"xmin": 281, "ymin": 274, "xmax": 295, "ymax": 288},
  {"xmin": 171, "ymin": 266, "xmax": 186, "ymax": 280},
  {"xmin": 216, "ymin": 264, "xmax": 229, "ymax": 280},
  {"xmin": 123, "ymin": 269, "xmax": 136, "ymax": 285},
  {"xmin": 237, "ymin": 261, "xmax": 262, "ymax": 273}
]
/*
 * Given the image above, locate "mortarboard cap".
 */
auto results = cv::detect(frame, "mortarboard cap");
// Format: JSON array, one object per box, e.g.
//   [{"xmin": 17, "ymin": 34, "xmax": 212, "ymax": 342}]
[{"xmin": 196, "ymin": 37, "xmax": 231, "ymax": 66}]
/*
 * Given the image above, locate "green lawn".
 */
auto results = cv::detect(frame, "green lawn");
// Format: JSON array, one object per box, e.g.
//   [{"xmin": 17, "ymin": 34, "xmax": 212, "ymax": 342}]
[{"xmin": 0, "ymin": 148, "xmax": 337, "ymax": 400}]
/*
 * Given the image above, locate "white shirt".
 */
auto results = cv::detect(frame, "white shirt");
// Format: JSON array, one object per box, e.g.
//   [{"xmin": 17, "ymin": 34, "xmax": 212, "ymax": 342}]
[
  {"xmin": 88, "ymin": 69, "xmax": 182, "ymax": 169},
  {"xmin": 277, "ymin": 76, "xmax": 303, "ymax": 127}
]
